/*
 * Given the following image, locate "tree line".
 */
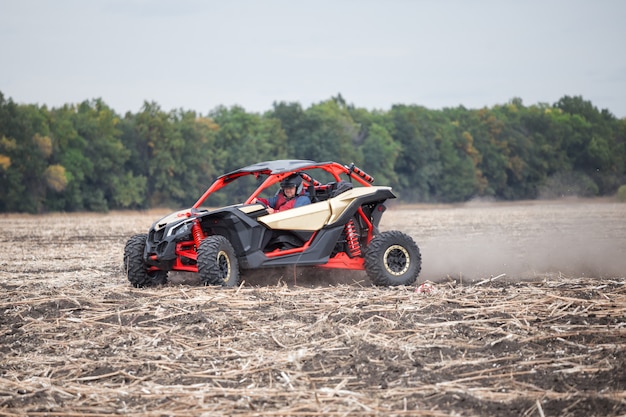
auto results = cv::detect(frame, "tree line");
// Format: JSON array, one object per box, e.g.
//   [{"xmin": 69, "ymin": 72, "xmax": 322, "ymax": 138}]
[{"xmin": 1, "ymin": 91, "xmax": 625, "ymax": 213}]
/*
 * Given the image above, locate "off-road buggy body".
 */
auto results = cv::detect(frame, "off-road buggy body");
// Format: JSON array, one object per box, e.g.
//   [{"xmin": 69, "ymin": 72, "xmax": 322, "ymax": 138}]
[{"xmin": 124, "ymin": 160, "xmax": 421, "ymax": 287}]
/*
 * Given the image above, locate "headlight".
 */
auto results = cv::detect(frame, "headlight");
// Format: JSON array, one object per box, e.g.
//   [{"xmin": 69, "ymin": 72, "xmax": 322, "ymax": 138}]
[{"xmin": 167, "ymin": 220, "xmax": 192, "ymax": 238}]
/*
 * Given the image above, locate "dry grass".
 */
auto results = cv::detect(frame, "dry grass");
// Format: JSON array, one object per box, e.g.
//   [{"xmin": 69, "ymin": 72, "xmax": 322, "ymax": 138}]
[{"xmin": 0, "ymin": 201, "xmax": 625, "ymax": 416}]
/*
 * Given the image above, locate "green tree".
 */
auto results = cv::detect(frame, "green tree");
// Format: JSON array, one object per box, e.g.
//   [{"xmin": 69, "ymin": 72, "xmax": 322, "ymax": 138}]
[
  {"xmin": 0, "ymin": 96, "xmax": 52, "ymax": 212},
  {"xmin": 211, "ymin": 106, "xmax": 287, "ymax": 170},
  {"xmin": 270, "ymin": 97, "xmax": 362, "ymax": 164},
  {"xmin": 125, "ymin": 102, "xmax": 185, "ymax": 207},
  {"xmin": 45, "ymin": 104, "xmax": 88, "ymax": 211},
  {"xmin": 267, "ymin": 101, "xmax": 308, "ymax": 157},
  {"xmin": 207, "ymin": 106, "xmax": 288, "ymax": 204},
  {"xmin": 171, "ymin": 111, "xmax": 221, "ymax": 204},
  {"xmin": 434, "ymin": 127, "xmax": 478, "ymax": 202},
  {"xmin": 554, "ymin": 95, "xmax": 625, "ymax": 194},
  {"xmin": 449, "ymin": 107, "xmax": 511, "ymax": 198},
  {"xmin": 387, "ymin": 105, "xmax": 441, "ymax": 202},
  {"xmin": 361, "ymin": 123, "xmax": 401, "ymax": 186},
  {"xmin": 2, "ymin": 90, "xmax": 626, "ymax": 211},
  {"xmin": 70, "ymin": 100, "xmax": 128, "ymax": 211}
]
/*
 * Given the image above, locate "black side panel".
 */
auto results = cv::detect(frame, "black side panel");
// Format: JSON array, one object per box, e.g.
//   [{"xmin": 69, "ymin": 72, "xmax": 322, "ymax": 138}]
[
  {"xmin": 240, "ymin": 226, "xmax": 344, "ymax": 269},
  {"xmin": 198, "ymin": 209, "xmax": 267, "ymax": 256},
  {"xmin": 369, "ymin": 202, "xmax": 387, "ymax": 229}
]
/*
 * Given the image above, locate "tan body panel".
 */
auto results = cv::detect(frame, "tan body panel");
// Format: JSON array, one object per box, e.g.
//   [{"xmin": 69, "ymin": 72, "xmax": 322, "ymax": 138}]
[
  {"xmin": 258, "ymin": 201, "xmax": 331, "ymax": 231},
  {"xmin": 258, "ymin": 186, "xmax": 392, "ymax": 231},
  {"xmin": 237, "ymin": 203, "xmax": 267, "ymax": 214},
  {"xmin": 327, "ymin": 187, "xmax": 391, "ymax": 223}
]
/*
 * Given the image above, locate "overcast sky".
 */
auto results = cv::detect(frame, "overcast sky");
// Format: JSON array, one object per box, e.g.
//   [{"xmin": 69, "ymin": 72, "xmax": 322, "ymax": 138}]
[{"xmin": 1, "ymin": 0, "xmax": 625, "ymax": 118}]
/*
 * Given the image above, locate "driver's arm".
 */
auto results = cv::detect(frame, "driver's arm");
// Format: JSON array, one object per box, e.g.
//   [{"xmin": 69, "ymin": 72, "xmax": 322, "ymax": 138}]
[{"xmin": 251, "ymin": 197, "xmax": 275, "ymax": 213}]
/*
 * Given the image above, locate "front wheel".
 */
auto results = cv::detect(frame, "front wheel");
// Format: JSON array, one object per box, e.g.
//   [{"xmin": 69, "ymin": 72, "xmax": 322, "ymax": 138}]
[
  {"xmin": 124, "ymin": 234, "xmax": 168, "ymax": 287},
  {"xmin": 364, "ymin": 231, "xmax": 421, "ymax": 286},
  {"xmin": 197, "ymin": 235, "xmax": 240, "ymax": 287}
]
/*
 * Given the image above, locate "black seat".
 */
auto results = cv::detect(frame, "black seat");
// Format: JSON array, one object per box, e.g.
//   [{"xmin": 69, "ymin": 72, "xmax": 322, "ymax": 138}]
[
  {"xmin": 329, "ymin": 180, "xmax": 353, "ymax": 197},
  {"xmin": 307, "ymin": 181, "xmax": 353, "ymax": 203}
]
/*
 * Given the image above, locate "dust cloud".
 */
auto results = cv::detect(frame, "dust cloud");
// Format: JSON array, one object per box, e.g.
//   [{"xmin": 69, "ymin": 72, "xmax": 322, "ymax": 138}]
[{"xmin": 384, "ymin": 199, "xmax": 626, "ymax": 283}]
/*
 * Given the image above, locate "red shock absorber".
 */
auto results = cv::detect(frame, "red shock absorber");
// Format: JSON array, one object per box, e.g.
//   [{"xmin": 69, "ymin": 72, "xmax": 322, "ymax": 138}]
[
  {"xmin": 344, "ymin": 219, "xmax": 362, "ymax": 257},
  {"xmin": 191, "ymin": 219, "xmax": 205, "ymax": 248}
]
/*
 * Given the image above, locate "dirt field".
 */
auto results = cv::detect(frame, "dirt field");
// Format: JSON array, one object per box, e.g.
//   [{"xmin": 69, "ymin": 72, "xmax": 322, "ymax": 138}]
[{"xmin": 1, "ymin": 199, "xmax": 625, "ymax": 416}]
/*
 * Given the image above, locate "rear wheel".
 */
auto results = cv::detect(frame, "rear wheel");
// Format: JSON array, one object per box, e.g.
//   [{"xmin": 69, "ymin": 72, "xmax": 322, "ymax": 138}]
[
  {"xmin": 124, "ymin": 234, "xmax": 168, "ymax": 287},
  {"xmin": 364, "ymin": 231, "xmax": 421, "ymax": 286},
  {"xmin": 197, "ymin": 235, "xmax": 240, "ymax": 287}
]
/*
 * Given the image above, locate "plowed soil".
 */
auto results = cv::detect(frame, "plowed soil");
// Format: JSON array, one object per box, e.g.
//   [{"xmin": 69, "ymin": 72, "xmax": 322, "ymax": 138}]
[{"xmin": 1, "ymin": 199, "xmax": 625, "ymax": 416}]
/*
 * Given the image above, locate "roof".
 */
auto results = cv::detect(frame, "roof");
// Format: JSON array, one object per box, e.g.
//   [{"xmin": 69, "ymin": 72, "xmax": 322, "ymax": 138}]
[{"xmin": 220, "ymin": 160, "xmax": 320, "ymax": 179}]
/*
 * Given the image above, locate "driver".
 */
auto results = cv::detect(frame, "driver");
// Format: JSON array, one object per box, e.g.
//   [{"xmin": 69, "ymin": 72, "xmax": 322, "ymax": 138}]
[{"xmin": 252, "ymin": 174, "xmax": 311, "ymax": 213}]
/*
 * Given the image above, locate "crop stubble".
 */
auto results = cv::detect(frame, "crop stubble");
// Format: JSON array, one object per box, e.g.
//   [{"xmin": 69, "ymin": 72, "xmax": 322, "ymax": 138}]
[{"xmin": 0, "ymin": 200, "xmax": 625, "ymax": 416}]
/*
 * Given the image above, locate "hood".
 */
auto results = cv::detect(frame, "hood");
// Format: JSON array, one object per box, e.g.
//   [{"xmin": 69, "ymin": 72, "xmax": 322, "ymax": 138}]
[{"xmin": 152, "ymin": 209, "xmax": 193, "ymax": 231}]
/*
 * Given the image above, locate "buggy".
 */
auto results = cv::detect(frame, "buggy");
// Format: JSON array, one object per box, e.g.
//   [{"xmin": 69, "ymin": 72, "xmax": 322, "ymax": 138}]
[{"xmin": 124, "ymin": 160, "xmax": 421, "ymax": 287}]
